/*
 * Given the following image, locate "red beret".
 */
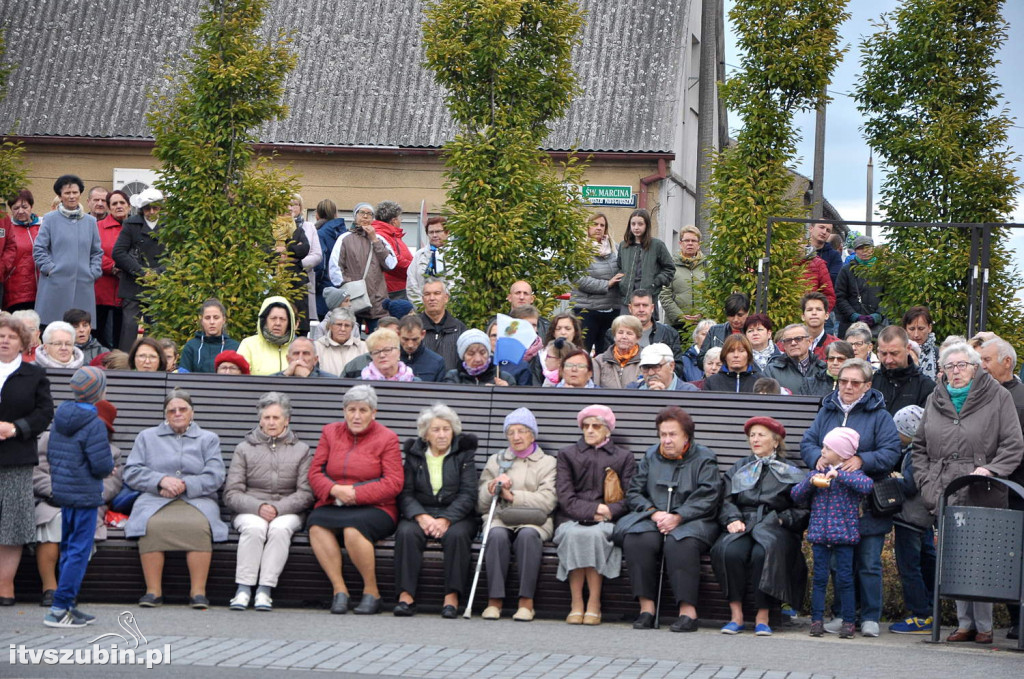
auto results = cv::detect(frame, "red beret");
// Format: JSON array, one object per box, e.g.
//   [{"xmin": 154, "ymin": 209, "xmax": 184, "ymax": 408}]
[
  {"xmin": 214, "ymin": 350, "xmax": 250, "ymax": 374},
  {"xmin": 95, "ymin": 400, "xmax": 117, "ymax": 434},
  {"xmin": 744, "ymin": 416, "xmax": 786, "ymax": 439}
]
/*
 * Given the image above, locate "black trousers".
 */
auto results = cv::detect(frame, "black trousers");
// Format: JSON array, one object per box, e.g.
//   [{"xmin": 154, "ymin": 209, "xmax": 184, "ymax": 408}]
[
  {"xmin": 573, "ymin": 306, "xmax": 618, "ymax": 355},
  {"xmin": 623, "ymin": 531, "xmax": 706, "ymax": 606},
  {"xmin": 95, "ymin": 304, "xmax": 122, "ymax": 351},
  {"xmin": 485, "ymin": 527, "xmax": 543, "ymax": 600},
  {"xmin": 393, "ymin": 516, "xmax": 479, "ymax": 599},
  {"xmin": 721, "ymin": 534, "xmax": 774, "ymax": 609}
]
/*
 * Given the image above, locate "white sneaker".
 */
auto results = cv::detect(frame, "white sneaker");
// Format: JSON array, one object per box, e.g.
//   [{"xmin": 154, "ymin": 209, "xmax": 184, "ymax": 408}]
[
  {"xmin": 823, "ymin": 617, "xmax": 843, "ymax": 634},
  {"xmin": 253, "ymin": 591, "xmax": 272, "ymax": 612},
  {"xmin": 861, "ymin": 620, "xmax": 880, "ymax": 637},
  {"xmin": 229, "ymin": 591, "xmax": 251, "ymax": 611}
]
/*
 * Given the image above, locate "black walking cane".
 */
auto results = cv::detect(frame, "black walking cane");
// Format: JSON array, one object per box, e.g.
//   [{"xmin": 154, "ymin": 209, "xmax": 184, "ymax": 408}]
[{"xmin": 653, "ymin": 477, "xmax": 677, "ymax": 630}]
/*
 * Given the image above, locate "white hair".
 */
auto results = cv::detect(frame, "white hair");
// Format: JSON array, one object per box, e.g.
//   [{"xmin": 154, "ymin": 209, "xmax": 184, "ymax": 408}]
[
  {"xmin": 939, "ymin": 342, "xmax": 981, "ymax": 368},
  {"xmin": 982, "ymin": 337, "xmax": 1017, "ymax": 366},
  {"xmin": 416, "ymin": 403, "xmax": 463, "ymax": 439},
  {"xmin": 42, "ymin": 321, "xmax": 75, "ymax": 344}
]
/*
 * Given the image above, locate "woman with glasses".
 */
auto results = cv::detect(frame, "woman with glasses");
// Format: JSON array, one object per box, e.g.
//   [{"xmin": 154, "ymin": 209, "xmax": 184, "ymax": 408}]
[
  {"xmin": 802, "ymin": 340, "xmax": 855, "ymax": 396},
  {"xmin": 443, "ymin": 329, "xmax": 509, "ymax": 386},
  {"xmin": 32, "ymin": 322, "xmax": 85, "ymax": 371},
  {"xmin": 359, "ymin": 328, "xmax": 416, "ymax": 382},
  {"xmin": 128, "ymin": 337, "xmax": 167, "ymax": 373},
  {"xmin": 314, "ymin": 308, "xmax": 367, "ymax": 376},
  {"xmin": 593, "ymin": 315, "xmax": 643, "ymax": 389},
  {"xmin": 554, "ymin": 405, "xmax": 635, "ymax": 625},
  {"xmin": 327, "ymin": 203, "xmax": 397, "ymax": 333},
  {"xmin": 835, "ymin": 236, "xmax": 886, "ymax": 339},
  {"xmin": 912, "ymin": 343, "xmax": 1024, "ymax": 644},
  {"xmin": 660, "ymin": 225, "xmax": 706, "ymax": 335},
  {"xmin": 844, "ymin": 323, "xmax": 880, "ymax": 371},
  {"xmin": 799, "ymin": 358, "xmax": 901, "ymax": 638},
  {"xmin": 557, "ymin": 349, "xmax": 597, "ymax": 389}
]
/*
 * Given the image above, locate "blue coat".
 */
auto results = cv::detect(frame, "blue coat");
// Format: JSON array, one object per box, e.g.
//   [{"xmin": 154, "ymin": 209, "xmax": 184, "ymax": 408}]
[
  {"xmin": 800, "ymin": 388, "xmax": 901, "ymax": 536},
  {"xmin": 46, "ymin": 401, "xmax": 113, "ymax": 508},
  {"xmin": 32, "ymin": 211, "xmax": 103, "ymax": 324},
  {"xmin": 401, "ymin": 343, "xmax": 447, "ymax": 383},
  {"xmin": 123, "ymin": 421, "xmax": 228, "ymax": 541}
]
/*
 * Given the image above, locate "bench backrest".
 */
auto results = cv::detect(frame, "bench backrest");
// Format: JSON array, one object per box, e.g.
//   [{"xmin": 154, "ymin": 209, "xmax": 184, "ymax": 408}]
[{"xmin": 44, "ymin": 370, "xmax": 823, "ymax": 475}]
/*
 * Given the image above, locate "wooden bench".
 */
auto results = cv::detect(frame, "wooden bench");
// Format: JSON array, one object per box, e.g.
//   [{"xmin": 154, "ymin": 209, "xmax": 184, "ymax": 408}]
[{"xmin": 15, "ymin": 371, "xmax": 822, "ymax": 623}]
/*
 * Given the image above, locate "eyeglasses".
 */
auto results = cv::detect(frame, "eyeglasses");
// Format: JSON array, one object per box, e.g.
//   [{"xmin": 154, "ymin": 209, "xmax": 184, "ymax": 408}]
[
  {"xmin": 780, "ymin": 336, "xmax": 809, "ymax": 345},
  {"xmin": 849, "ymin": 340, "xmax": 868, "ymax": 348},
  {"xmin": 563, "ymin": 362, "xmax": 589, "ymax": 370},
  {"xmin": 640, "ymin": 363, "xmax": 665, "ymax": 372},
  {"xmin": 826, "ymin": 355, "xmax": 847, "ymax": 362},
  {"xmin": 136, "ymin": 354, "xmax": 159, "ymax": 362},
  {"xmin": 47, "ymin": 342, "xmax": 74, "ymax": 349},
  {"xmin": 371, "ymin": 346, "xmax": 398, "ymax": 357},
  {"xmin": 942, "ymin": 361, "xmax": 974, "ymax": 372},
  {"xmin": 837, "ymin": 378, "xmax": 866, "ymax": 386},
  {"xmin": 356, "ymin": 210, "xmax": 373, "ymax": 216},
  {"xmin": 581, "ymin": 422, "xmax": 605, "ymax": 431}
]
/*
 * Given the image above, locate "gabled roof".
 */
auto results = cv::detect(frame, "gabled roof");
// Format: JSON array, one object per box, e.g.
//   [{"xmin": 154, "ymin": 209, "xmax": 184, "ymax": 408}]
[{"xmin": 0, "ymin": 0, "xmax": 692, "ymax": 153}]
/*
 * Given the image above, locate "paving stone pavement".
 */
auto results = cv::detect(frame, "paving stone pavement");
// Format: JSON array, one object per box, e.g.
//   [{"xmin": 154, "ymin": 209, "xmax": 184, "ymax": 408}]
[{"xmin": 3, "ymin": 604, "xmax": 1022, "ymax": 678}]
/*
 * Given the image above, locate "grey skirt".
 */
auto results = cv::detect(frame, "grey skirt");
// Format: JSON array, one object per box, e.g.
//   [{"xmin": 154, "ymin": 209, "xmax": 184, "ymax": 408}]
[
  {"xmin": 0, "ymin": 465, "xmax": 35, "ymax": 546},
  {"xmin": 138, "ymin": 499, "xmax": 212, "ymax": 553},
  {"xmin": 553, "ymin": 521, "xmax": 621, "ymax": 581}
]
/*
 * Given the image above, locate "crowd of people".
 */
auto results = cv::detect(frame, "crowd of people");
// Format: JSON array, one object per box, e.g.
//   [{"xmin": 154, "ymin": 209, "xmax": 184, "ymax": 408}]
[{"xmin": 2, "ymin": 181, "xmax": 1023, "ymax": 641}]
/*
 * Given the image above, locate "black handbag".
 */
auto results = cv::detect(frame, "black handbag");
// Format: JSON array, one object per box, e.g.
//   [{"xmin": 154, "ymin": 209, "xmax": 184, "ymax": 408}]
[{"xmin": 869, "ymin": 476, "xmax": 905, "ymax": 517}]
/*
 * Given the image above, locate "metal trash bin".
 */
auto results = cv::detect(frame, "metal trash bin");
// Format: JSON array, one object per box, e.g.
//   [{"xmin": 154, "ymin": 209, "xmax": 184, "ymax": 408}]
[{"xmin": 931, "ymin": 475, "xmax": 1024, "ymax": 650}]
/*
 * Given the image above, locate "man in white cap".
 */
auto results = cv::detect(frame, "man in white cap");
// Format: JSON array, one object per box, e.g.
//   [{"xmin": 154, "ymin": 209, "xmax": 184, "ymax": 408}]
[
  {"xmin": 112, "ymin": 188, "xmax": 166, "ymax": 351},
  {"xmin": 628, "ymin": 343, "xmax": 698, "ymax": 391}
]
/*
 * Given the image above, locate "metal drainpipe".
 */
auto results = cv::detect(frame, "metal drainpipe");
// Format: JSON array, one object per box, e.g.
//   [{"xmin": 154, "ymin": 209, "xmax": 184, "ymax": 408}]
[{"xmin": 638, "ymin": 158, "xmax": 668, "ymax": 210}]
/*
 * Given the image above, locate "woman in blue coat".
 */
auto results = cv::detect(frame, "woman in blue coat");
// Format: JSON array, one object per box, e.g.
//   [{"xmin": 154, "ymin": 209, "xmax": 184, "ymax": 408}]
[
  {"xmin": 800, "ymin": 357, "xmax": 901, "ymax": 637},
  {"xmin": 32, "ymin": 175, "xmax": 103, "ymax": 325}
]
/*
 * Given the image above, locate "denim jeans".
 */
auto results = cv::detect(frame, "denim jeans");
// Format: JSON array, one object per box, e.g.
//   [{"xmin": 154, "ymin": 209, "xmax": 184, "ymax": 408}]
[
  {"xmin": 812, "ymin": 543, "xmax": 855, "ymax": 622},
  {"xmin": 52, "ymin": 506, "xmax": 97, "ymax": 611},
  {"xmin": 854, "ymin": 533, "xmax": 886, "ymax": 623},
  {"xmin": 893, "ymin": 525, "xmax": 936, "ymax": 618}
]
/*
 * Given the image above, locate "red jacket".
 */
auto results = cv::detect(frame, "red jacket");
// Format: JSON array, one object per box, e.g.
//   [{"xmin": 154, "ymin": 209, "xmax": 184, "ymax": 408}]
[
  {"xmin": 95, "ymin": 215, "xmax": 123, "ymax": 306},
  {"xmin": 0, "ymin": 215, "xmax": 41, "ymax": 309},
  {"xmin": 811, "ymin": 333, "xmax": 839, "ymax": 361},
  {"xmin": 372, "ymin": 220, "xmax": 413, "ymax": 294},
  {"xmin": 308, "ymin": 419, "xmax": 403, "ymax": 522},
  {"xmin": 801, "ymin": 254, "xmax": 836, "ymax": 312}
]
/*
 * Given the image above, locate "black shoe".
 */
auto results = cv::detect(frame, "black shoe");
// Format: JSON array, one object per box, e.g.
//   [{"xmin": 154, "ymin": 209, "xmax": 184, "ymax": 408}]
[
  {"xmin": 441, "ymin": 605, "xmax": 458, "ymax": 619},
  {"xmin": 138, "ymin": 593, "xmax": 163, "ymax": 607},
  {"xmin": 40, "ymin": 590, "xmax": 54, "ymax": 608},
  {"xmin": 353, "ymin": 593, "xmax": 381, "ymax": 615},
  {"xmin": 0, "ymin": 596, "xmax": 14, "ymax": 606},
  {"xmin": 330, "ymin": 592, "xmax": 350, "ymax": 614},
  {"xmin": 670, "ymin": 615, "xmax": 700, "ymax": 633},
  {"xmin": 392, "ymin": 601, "xmax": 417, "ymax": 617},
  {"xmin": 633, "ymin": 612, "xmax": 655, "ymax": 630},
  {"xmin": 189, "ymin": 594, "xmax": 209, "ymax": 610},
  {"xmin": 1008, "ymin": 625, "xmax": 1019, "ymax": 640}
]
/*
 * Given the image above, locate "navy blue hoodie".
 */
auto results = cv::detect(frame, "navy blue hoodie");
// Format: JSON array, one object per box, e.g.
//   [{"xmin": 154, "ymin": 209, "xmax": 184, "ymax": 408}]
[{"xmin": 47, "ymin": 401, "xmax": 114, "ymax": 508}]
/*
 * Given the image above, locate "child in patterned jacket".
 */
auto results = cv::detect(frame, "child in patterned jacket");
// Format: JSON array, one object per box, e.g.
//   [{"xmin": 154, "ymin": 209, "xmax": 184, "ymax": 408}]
[{"xmin": 791, "ymin": 426, "xmax": 874, "ymax": 639}]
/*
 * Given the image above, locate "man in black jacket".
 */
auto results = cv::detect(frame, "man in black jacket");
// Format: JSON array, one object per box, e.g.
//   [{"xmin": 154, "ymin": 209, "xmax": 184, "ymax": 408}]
[
  {"xmin": 697, "ymin": 292, "xmax": 750, "ymax": 367},
  {"xmin": 419, "ymin": 279, "xmax": 467, "ymax": 371},
  {"xmin": 871, "ymin": 326, "xmax": 935, "ymax": 415}
]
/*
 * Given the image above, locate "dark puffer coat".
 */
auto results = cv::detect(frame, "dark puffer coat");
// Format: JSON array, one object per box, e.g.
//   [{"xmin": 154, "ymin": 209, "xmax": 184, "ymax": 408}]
[
  {"xmin": 46, "ymin": 401, "xmax": 114, "ymax": 508},
  {"xmin": 398, "ymin": 433, "xmax": 479, "ymax": 523}
]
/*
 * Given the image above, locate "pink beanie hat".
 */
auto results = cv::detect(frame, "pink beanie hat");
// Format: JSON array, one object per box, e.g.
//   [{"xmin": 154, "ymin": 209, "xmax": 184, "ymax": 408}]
[
  {"xmin": 823, "ymin": 427, "xmax": 860, "ymax": 460},
  {"xmin": 577, "ymin": 404, "xmax": 616, "ymax": 432}
]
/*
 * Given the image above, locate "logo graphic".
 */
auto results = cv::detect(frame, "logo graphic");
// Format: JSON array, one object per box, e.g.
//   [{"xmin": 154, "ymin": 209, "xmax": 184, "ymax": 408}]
[{"xmin": 89, "ymin": 611, "xmax": 148, "ymax": 648}]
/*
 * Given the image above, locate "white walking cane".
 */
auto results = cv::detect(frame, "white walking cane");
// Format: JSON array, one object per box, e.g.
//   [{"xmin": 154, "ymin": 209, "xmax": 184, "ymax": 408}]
[{"xmin": 464, "ymin": 457, "xmax": 514, "ymax": 619}]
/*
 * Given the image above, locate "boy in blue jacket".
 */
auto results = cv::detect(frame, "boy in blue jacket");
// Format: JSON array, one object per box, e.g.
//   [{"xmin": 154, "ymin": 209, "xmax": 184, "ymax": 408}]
[{"xmin": 43, "ymin": 367, "xmax": 114, "ymax": 628}]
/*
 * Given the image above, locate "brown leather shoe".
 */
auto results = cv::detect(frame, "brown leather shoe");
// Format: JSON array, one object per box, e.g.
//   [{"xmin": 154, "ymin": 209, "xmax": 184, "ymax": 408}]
[
  {"xmin": 947, "ymin": 628, "xmax": 977, "ymax": 642},
  {"xmin": 975, "ymin": 630, "xmax": 994, "ymax": 645}
]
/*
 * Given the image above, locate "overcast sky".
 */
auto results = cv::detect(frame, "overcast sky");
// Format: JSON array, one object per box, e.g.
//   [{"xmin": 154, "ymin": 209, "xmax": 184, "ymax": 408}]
[{"xmin": 723, "ymin": 0, "xmax": 1023, "ymax": 268}]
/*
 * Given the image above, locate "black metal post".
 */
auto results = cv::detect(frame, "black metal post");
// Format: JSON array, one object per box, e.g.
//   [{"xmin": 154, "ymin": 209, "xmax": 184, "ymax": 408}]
[
  {"xmin": 966, "ymin": 226, "xmax": 981, "ymax": 337},
  {"xmin": 978, "ymin": 225, "xmax": 993, "ymax": 332}
]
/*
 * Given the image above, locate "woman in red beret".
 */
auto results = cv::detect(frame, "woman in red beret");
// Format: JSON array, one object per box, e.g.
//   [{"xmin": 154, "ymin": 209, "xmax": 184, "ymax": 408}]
[{"xmin": 709, "ymin": 416, "xmax": 808, "ymax": 636}]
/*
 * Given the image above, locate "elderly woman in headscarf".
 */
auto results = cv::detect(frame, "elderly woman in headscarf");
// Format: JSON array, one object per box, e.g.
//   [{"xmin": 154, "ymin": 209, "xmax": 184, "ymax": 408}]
[
  {"xmin": 393, "ymin": 404, "xmax": 479, "ymax": 618},
  {"xmin": 443, "ymin": 329, "xmax": 509, "ymax": 386},
  {"xmin": 711, "ymin": 417, "xmax": 807, "ymax": 636},
  {"xmin": 478, "ymin": 408, "xmax": 557, "ymax": 621},
  {"xmin": 554, "ymin": 405, "xmax": 635, "ymax": 625},
  {"xmin": 32, "ymin": 175, "xmax": 103, "ymax": 327}
]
